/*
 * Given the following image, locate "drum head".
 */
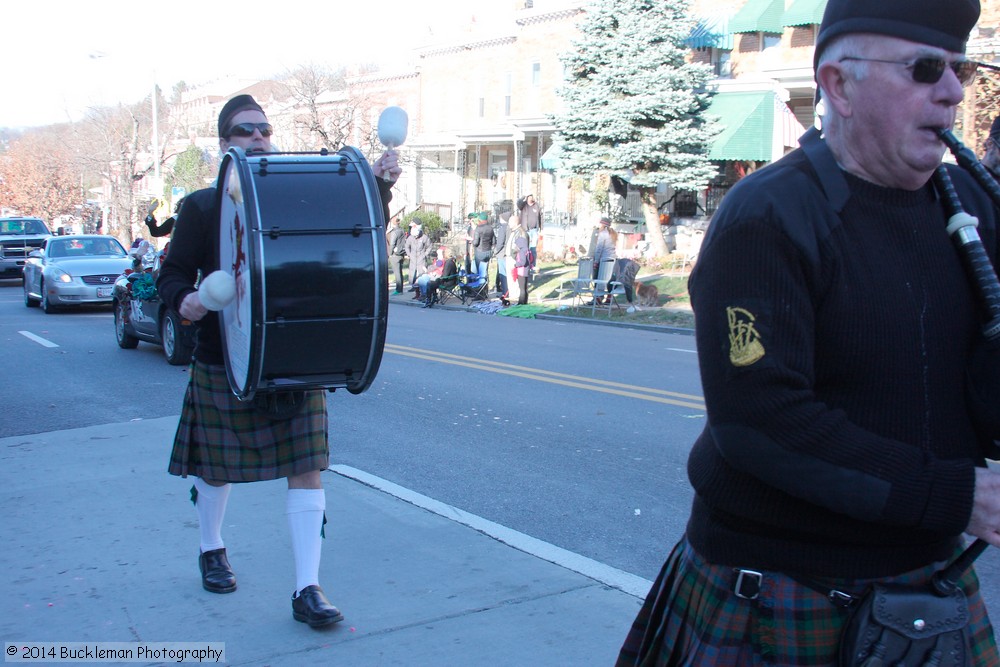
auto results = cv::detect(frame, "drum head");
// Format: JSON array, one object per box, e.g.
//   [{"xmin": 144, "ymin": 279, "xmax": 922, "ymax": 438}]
[{"xmin": 217, "ymin": 148, "xmax": 262, "ymax": 400}]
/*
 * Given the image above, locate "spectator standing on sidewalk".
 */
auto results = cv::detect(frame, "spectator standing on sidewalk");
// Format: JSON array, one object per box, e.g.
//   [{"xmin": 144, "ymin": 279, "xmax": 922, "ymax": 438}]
[
  {"xmin": 472, "ymin": 211, "xmax": 496, "ymax": 280},
  {"xmin": 494, "ymin": 210, "xmax": 511, "ymax": 297},
  {"xmin": 405, "ymin": 220, "xmax": 431, "ymax": 293},
  {"xmin": 517, "ymin": 194, "xmax": 541, "ymax": 270},
  {"xmin": 503, "ymin": 215, "xmax": 527, "ymax": 306},
  {"xmin": 386, "ymin": 215, "xmax": 406, "ymax": 295},
  {"xmin": 157, "ymin": 93, "xmax": 401, "ymax": 630},
  {"xmin": 616, "ymin": 0, "xmax": 1000, "ymax": 663}
]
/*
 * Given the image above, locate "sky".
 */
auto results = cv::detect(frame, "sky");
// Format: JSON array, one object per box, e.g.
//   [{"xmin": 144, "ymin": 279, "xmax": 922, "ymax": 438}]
[{"xmin": 3, "ymin": 0, "xmax": 507, "ymax": 129}]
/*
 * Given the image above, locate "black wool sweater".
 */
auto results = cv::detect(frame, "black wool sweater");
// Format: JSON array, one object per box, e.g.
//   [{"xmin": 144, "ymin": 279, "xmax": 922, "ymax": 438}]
[{"xmin": 685, "ymin": 130, "xmax": 1000, "ymax": 579}]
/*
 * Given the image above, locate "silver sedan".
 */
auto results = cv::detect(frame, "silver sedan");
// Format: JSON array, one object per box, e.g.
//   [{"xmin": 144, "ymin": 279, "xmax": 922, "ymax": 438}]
[{"xmin": 23, "ymin": 235, "xmax": 132, "ymax": 313}]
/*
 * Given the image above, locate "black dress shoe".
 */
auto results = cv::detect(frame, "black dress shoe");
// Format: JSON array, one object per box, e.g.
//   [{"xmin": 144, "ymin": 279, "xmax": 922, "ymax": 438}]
[
  {"xmin": 199, "ymin": 548, "xmax": 237, "ymax": 594},
  {"xmin": 292, "ymin": 585, "xmax": 344, "ymax": 628}
]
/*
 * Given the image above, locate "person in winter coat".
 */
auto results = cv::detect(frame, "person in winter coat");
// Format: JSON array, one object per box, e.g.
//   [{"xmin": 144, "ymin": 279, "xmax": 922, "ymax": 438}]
[
  {"xmin": 592, "ymin": 216, "xmax": 618, "ymax": 305},
  {"xmin": 404, "ymin": 221, "xmax": 431, "ymax": 292},
  {"xmin": 494, "ymin": 211, "xmax": 511, "ymax": 297},
  {"xmin": 386, "ymin": 216, "xmax": 406, "ymax": 295},
  {"xmin": 471, "ymin": 211, "xmax": 496, "ymax": 281},
  {"xmin": 512, "ymin": 232, "xmax": 531, "ymax": 305},
  {"xmin": 504, "ymin": 218, "xmax": 527, "ymax": 306}
]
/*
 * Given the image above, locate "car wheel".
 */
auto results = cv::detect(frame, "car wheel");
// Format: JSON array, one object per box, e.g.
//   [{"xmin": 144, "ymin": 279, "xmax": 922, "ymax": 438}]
[
  {"xmin": 40, "ymin": 281, "xmax": 59, "ymax": 313},
  {"xmin": 23, "ymin": 279, "xmax": 38, "ymax": 307},
  {"xmin": 161, "ymin": 309, "xmax": 192, "ymax": 365},
  {"xmin": 114, "ymin": 300, "xmax": 139, "ymax": 349}
]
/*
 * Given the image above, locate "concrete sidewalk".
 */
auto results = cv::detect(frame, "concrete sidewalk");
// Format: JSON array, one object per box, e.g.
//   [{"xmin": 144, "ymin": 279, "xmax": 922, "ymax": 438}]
[{"xmin": 0, "ymin": 418, "xmax": 645, "ymax": 666}]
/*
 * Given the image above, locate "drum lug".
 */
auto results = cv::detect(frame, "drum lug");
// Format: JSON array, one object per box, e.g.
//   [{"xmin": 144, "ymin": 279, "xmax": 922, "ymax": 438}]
[
  {"xmin": 352, "ymin": 225, "xmax": 362, "ymax": 238},
  {"xmin": 269, "ymin": 227, "xmax": 281, "ymax": 239},
  {"xmin": 258, "ymin": 157, "xmax": 268, "ymax": 175},
  {"xmin": 275, "ymin": 316, "xmax": 286, "ymax": 327}
]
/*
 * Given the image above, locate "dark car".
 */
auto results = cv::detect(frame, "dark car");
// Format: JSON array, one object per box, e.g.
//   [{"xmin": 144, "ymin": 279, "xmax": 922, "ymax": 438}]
[
  {"xmin": 112, "ymin": 250, "xmax": 195, "ymax": 365},
  {"xmin": 1, "ymin": 216, "xmax": 52, "ymax": 280}
]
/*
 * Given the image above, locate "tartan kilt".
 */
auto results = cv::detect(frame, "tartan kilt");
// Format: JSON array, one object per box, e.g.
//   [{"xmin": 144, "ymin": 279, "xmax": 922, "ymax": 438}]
[
  {"xmin": 616, "ymin": 536, "xmax": 998, "ymax": 667},
  {"xmin": 167, "ymin": 362, "xmax": 329, "ymax": 482}
]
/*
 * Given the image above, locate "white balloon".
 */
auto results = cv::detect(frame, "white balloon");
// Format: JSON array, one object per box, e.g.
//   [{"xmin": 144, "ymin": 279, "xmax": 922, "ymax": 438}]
[
  {"xmin": 378, "ymin": 106, "xmax": 409, "ymax": 148},
  {"xmin": 199, "ymin": 270, "xmax": 237, "ymax": 311}
]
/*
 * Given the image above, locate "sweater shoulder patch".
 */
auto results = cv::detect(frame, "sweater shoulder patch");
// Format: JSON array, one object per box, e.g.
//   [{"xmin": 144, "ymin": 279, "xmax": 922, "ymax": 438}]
[{"xmin": 727, "ymin": 306, "xmax": 766, "ymax": 367}]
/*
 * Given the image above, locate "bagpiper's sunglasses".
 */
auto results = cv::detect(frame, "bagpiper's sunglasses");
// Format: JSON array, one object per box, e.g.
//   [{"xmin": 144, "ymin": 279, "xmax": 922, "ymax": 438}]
[
  {"xmin": 225, "ymin": 122, "xmax": 273, "ymax": 138},
  {"xmin": 838, "ymin": 56, "xmax": 978, "ymax": 86}
]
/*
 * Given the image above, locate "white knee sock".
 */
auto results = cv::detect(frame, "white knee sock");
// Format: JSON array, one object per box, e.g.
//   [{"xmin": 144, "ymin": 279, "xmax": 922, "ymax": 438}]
[
  {"xmin": 194, "ymin": 478, "xmax": 231, "ymax": 553},
  {"xmin": 287, "ymin": 488, "xmax": 326, "ymax": 594}
]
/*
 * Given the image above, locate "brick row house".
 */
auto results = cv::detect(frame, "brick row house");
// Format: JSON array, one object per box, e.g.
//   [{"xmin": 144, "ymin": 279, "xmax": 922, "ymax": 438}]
[{"xmin": 160, "ymin": 0, "xmax": 1000, "ymax": 243}]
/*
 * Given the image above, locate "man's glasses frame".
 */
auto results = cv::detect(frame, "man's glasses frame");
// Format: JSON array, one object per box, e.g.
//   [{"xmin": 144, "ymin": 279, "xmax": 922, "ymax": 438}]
[
  {"xmin": 225, "ymin": 122, "xmax": 273, "ymax": 138},
  {"xmin": 838, "ymin": 56, "xmax": 978, "ymax": 86}
]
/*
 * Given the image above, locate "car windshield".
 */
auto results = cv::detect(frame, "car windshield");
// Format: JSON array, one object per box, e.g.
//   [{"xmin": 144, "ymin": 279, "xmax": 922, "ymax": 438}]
[
  {"xmin": 48, "ymin": 238, "xmax": 126, "ymax": 258},
  {"xmin": 0, "ymin": 219, "xmax": 48, "ymax": 235}
]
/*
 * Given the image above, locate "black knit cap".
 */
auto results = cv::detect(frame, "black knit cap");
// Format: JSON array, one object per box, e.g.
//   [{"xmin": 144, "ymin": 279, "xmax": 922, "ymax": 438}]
[
  {"xmin": 218, "ymin": 94, "xmax": 265, "ymax": 138},
  {"xmin": 814, "ymin": 0, "xmax": 980, "ymax": 69}
]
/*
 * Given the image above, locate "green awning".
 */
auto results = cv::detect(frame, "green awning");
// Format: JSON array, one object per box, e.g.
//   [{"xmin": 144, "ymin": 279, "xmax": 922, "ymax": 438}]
[
  {"xmin": 729, "ymin": 0, "xmax": 784, "ymax": 34},
  {"xmin": 706, "ymin": 91, "xmax": 775, "ymax": 161},
  {"xmin": 539, "ymin": 142, "xmax": 563, "ymax": 170},
  {"xmin": 685, "ymin": 15, "xmax": 734, "ymax": 50},
  {"xmin": 783, "ymin": 0, "xmax": 827, "ymax": 27}
]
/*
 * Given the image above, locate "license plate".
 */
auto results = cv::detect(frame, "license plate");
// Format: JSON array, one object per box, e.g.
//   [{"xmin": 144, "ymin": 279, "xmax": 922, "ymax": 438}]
[{"xmin": 97, "ymin": 286, "xmax": 113, "ymax": 298}]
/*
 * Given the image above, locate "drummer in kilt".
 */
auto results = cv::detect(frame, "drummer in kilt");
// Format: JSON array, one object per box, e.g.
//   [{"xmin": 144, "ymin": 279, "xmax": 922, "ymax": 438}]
[{"xmin": 157, "ymin": 94, "xmax": 400, "ymax": 628}]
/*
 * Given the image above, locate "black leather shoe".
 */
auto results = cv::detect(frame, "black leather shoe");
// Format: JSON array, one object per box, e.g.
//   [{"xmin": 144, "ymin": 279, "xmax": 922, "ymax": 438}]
[
  {"xmin": 292, "ymin": 585, "xmax": 344, "ymax": 628},
  {"xmin": 199, "ymin": 548, "xmax": 237, "ymax": 594}
]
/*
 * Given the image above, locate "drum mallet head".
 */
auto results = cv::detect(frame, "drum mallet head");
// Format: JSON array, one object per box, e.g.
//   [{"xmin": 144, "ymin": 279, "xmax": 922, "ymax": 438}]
[
  {"xmin": 378, "ymin": 106, "xmax": 408, "ymax": 149},
  {"xmin": 378, "ymin": 106, "xmax": 408, "ymax": 183},
  {"xmin": 199, "ymin": 270, "xmax": 237, "ymax": 311}
]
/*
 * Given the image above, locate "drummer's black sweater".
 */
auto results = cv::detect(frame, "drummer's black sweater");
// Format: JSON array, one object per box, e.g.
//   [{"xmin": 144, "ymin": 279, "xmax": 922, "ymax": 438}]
[
  {"xmin": 157, "ymin": 180, "xmax": 392, "ymax": 365},
  {"xmin": 685, "ymin": 132, "xmax": 1000, "ymax": 579}
]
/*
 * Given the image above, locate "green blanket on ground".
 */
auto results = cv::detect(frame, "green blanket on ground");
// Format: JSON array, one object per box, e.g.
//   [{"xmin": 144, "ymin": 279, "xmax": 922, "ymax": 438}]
[{"xmin": 497, "ymin": 304, "xmax": 551, "ymax": 319}]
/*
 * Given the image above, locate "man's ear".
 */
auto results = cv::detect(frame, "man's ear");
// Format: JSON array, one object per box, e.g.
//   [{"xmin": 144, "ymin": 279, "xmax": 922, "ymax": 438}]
[{"xmin": 816, "ymin": 61, "xmax": 853, "ymax": 118}]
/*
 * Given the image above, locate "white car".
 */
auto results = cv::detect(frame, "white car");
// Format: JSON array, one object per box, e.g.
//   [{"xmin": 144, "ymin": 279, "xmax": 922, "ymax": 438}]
[{"xmin": 23, "ymin": 235, "xmax": 132, "ymax": 313}]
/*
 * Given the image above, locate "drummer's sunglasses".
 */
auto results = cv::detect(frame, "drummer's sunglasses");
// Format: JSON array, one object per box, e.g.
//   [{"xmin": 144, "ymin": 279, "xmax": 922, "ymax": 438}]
[
  {"xmin": 838, "ymin": 56, "xmax": 978, "ymax": 86},
  {"xmin": 225, "ymin": 122, "xmax": 274, "ymax": 138}
]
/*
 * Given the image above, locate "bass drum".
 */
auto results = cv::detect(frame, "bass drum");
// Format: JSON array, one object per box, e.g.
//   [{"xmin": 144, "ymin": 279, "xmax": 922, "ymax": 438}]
[{"xmin": 216, "ymin": 146, "xmax": 388, "ymax": 401}]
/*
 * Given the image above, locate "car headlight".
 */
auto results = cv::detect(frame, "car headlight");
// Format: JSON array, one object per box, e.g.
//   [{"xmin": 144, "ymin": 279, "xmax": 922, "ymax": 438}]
[{"xmin": 52, "ymin": 267, "xmax": 73, "ymax": 283}]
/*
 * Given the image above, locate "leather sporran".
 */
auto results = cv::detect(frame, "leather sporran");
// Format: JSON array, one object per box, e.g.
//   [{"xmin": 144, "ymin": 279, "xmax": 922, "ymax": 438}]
[{"xmin": 839, "ymin": 583, "xmax": 970, "ymax": 666}]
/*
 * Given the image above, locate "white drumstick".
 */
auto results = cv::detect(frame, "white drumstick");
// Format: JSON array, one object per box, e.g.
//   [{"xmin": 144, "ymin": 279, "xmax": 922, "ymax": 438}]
[
  {"xmin": 377, "ymin": 106, "xmax": 408, "ymax": 182},
  {"xmin": 199, "ymin": 271, "xmax": 237, "ymax": 311}
]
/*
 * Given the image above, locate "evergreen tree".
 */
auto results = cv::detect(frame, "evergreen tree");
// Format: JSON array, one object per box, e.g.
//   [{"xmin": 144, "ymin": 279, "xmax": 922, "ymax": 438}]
[{"xmin": 553, "ymin": 0, "xmax": 719, "ymax": 257}]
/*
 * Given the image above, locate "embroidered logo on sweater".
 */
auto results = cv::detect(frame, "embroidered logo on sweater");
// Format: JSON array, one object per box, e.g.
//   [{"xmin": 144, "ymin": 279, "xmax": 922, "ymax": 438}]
[{"xmin": 727, "ymin": 307, "xmax": 765, "ymax": 367}]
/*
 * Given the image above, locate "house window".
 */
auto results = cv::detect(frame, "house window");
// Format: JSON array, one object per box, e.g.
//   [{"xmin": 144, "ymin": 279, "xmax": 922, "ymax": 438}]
[
  {"xmin": 532, "ymin": 62, "xmax": 541, "ymax": 86},
  {"xmin": 762, "ymin": 34, "xmax": 781, "ymax": 50},
  {"xmin": 713, "ymin": 49, "xmax": 732, "ymax": 78},
  {"xmin": 489, "ymin": 151, "xmax": 508, "ymax": 183},
  {"xmin": 478, "ymin": 97, "xmax": 485, "ymax": 118}
]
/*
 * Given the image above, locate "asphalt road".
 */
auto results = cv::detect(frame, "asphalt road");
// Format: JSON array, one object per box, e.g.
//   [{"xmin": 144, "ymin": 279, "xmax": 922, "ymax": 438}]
[{"xmin": 2, "ymin": 276, "xmax": 998, "ymax": 608}]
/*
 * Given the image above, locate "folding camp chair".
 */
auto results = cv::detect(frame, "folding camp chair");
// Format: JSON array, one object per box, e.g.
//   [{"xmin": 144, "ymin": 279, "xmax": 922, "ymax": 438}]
[
  {"xmin": 590, "ymin": 259, "xmax": 618, "ymax": 315},
  {"xmin": 555, "ymin": 257, "xmax": 595, "ymax": 308}
]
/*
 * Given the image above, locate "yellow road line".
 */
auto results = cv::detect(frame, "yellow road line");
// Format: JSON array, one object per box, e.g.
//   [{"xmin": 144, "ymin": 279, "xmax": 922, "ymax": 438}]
[{"xmin": 384, "ymin": 343, "xmax": 706, "ymax": 410}]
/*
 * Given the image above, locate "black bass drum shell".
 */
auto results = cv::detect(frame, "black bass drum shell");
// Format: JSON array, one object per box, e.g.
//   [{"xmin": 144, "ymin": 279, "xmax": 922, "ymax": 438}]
[{"xmin": 216, "ymin": 147, "xmax": 388, "ymax": 401}]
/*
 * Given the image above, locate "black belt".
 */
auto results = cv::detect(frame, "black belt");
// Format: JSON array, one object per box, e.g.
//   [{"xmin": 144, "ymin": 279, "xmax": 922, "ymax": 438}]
[{"xmin": 731, "ymin": 568, "xmax": 859, "ymax": 609}]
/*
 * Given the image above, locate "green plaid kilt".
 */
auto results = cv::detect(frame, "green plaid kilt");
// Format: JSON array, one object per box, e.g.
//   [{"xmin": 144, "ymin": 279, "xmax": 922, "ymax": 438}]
[
  {"xmin": 616, "ymin": 536, "xmax": 998, "ymax": 667},
  {"xmin": 167, "ymin": 362, "xmax": 329, "ymax": 482}
]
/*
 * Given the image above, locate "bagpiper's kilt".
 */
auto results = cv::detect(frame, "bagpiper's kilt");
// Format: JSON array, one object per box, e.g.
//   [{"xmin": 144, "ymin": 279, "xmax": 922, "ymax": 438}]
[
  {"xmin": 616, "ymin": 536, "xmax": 998, "ymax": 667},
  {"xmin": 167, "ymin": 362, "xmax": 329, "ymax": 482}
]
